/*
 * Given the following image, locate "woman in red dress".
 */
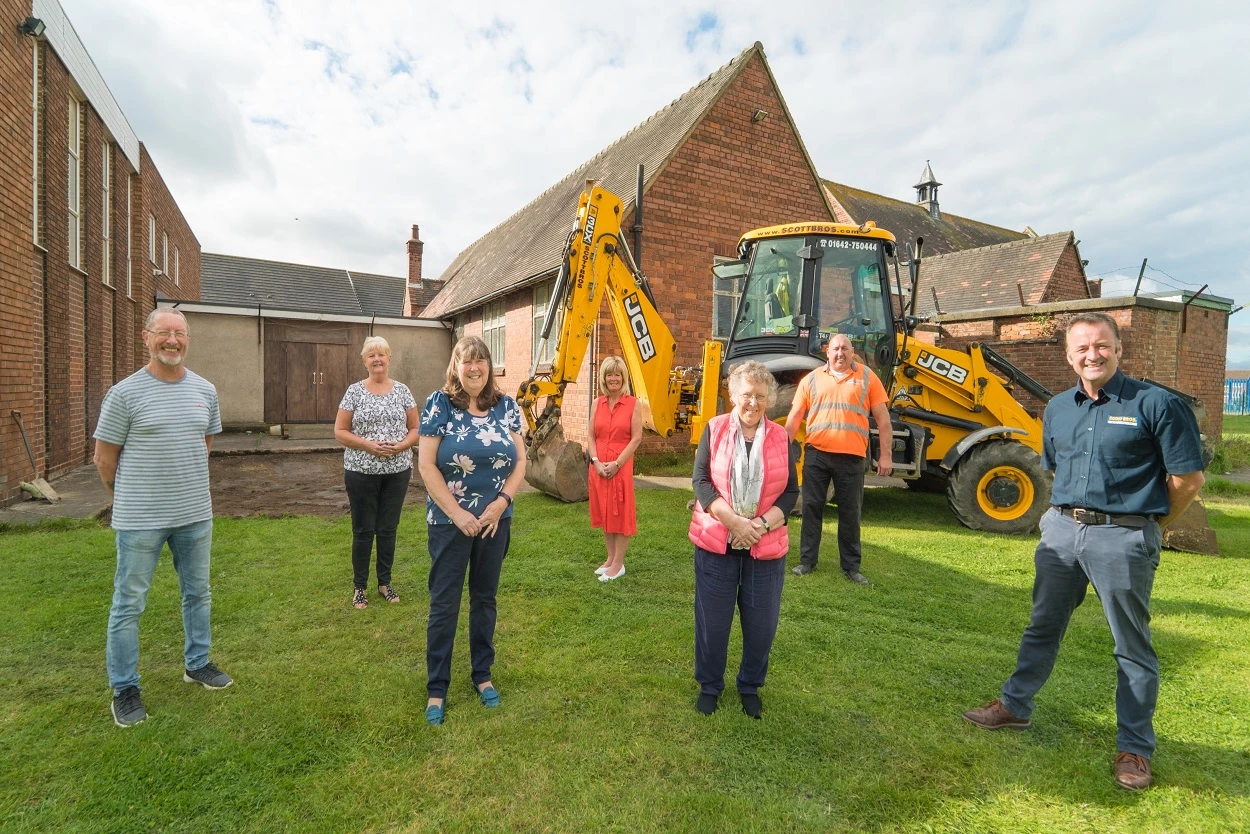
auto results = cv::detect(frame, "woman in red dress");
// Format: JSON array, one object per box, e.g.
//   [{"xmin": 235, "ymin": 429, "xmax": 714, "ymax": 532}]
[{"xmin": 587, "ymin": 356, "xmax": 643, "ymax": 582}]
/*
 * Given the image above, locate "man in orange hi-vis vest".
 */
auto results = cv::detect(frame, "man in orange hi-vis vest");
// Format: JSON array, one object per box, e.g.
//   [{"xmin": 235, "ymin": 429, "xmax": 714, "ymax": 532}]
[{"xmin": 785, "ymin": 334, "xmax": 893, "ymax": 584}]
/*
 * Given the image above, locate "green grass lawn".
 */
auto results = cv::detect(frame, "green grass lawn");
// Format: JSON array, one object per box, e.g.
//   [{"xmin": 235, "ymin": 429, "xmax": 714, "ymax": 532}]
[{"xmin": 2, "ymin": 490, "xmax": 1248, "ymax": 833}]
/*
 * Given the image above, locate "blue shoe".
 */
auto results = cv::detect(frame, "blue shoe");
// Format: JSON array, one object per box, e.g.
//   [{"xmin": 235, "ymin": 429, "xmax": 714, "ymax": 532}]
[
  {"xmin": 477, "ymin": 685, "xmax": 501, "ymax": 708},
  {"xmin": 425, "ymin": 703, "xmax": 444, "ymax": 726}
]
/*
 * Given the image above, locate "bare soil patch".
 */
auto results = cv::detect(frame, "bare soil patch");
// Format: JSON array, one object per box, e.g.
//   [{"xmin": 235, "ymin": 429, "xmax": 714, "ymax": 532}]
[{"xmin": 210, "ymin": 452, "xmax": 426, "ymax": 518}]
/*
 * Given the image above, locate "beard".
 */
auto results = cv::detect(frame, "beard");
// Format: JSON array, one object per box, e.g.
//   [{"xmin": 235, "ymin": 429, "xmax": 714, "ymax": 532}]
[{"xmin": 154, "ymin": 351, "xmax": 184, "ymax": 367}]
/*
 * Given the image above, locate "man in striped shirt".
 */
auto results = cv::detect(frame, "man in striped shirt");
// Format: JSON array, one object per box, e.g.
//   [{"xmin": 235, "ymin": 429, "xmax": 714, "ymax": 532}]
[
  {"xmin": 786, "ymin": 334, "xmax": 893, "ymax": 584},
  {"xmin": 94, "ymin": 308, "xmax": 232, "ymax": 729}
]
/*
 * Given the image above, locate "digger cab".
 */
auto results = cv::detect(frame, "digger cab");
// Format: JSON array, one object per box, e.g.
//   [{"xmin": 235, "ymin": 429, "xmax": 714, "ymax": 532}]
[{"xmin": 713, "ymin": 222, "xmax": 898, "ymax": 383}]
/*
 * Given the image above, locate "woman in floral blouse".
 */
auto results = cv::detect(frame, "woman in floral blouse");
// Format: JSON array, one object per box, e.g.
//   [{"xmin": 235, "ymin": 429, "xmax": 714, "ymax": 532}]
[
  {"xmin": 417, "ymin": 336, "xmax": 526, "ymax": 726},
  {"xmin": 335, "ymin": 336, "xmax": 420, "ymax": 610}
]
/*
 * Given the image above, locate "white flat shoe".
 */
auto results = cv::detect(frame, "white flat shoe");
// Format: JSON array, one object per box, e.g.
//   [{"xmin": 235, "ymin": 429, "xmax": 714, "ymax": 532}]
[
  {"xmin": 594, "ymin": 566, "xmax": 608, "ymax": 576},
  {"xmin": 599, "ymin": 566, "xmax": 625, "ymax": 582}
]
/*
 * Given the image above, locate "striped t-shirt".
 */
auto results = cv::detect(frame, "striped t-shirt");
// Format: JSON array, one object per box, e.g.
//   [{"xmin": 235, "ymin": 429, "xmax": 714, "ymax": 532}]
[{"xmin": 93, "ymin": 367, "xmax": 222, "ymax": 531}]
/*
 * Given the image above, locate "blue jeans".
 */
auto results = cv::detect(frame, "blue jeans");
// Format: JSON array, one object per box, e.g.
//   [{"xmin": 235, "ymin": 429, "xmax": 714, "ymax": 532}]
[
  {"xmin": 693, "ymin": 547, "xmax": 786, "ymax": 696},
  {"xmin": 1001, "ymin": 508, "xmax": 1162, "ymax": 758},
  {"xmin": 106, "ymin": 519, "xmax": 214, "ymax": 694}
]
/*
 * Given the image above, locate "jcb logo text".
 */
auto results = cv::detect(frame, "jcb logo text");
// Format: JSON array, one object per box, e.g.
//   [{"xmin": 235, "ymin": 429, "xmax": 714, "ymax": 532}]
[
  {"xmin": 624, "ymin": 293, "xmax": 656, "ymax": 362},
  {"xmin": 916, "ymin": 351, "xmax": 968, "ymax": 384}
]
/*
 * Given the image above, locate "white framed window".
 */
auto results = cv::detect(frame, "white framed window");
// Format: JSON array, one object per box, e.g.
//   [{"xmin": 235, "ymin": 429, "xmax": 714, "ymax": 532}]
[
  {"xmin": 532, "ymin": 281, "xmax": 562, "ymax": 367},
  {"xmin": 174, "ymin": 247, "xmax": 179, "ymax": 286},
  {"xmin": 148, "ymin": 214, "xmax": 156, "ymax": 262},
  {"xmin": 482, "ymin": 299, "xmax": 506, "ymax": 368},
  {"xmin": 126, "ymin": 176, "xmax": 133, "ymax": 296},
  {"xmin": 162, "ymin": 232, "xmax": 168, "ymax": 275},
  {"xmin": 67, "ymin": 97, "xmax": 82, "ymax": 269},
  {"xmin": 101, "ymin": 143, "xmax": 112, "ymax": 286}
]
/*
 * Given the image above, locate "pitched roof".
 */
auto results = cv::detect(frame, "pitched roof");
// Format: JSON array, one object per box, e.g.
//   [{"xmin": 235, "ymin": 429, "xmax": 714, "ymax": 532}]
[
  {"xmin": 201, "ymin": 253, "xmax": 405, "ymax": 317},
  {"xmin": 823, "ymin": 180, "xmax": 1028, "ymax": 257},
  {"xmin": 421, "ymin": 44, "xmax": 767, "ymax": 319},
  {"xmin": 910, "ymin": 232, "xmax": 1076, "ymax": 316}
]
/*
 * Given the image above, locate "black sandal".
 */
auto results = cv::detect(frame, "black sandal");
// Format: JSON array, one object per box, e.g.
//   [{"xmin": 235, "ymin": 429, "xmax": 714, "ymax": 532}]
[
  {"xmin": 352, "ymin": 587, "xmax": 367, "ymax": 609},
  {"xmin": 378, "ymin": 584, "xmax": 400, "ymax": 603}
]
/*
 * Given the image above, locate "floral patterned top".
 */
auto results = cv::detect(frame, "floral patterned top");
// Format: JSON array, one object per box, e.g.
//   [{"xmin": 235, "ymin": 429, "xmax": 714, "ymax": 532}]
[
  {"xmin": 419, "ymin": 390, "xmax": 523, "ymax": 524},
  {"xmin": 338, "ymin": 380, "xmax": 418, "ymax": 474}
]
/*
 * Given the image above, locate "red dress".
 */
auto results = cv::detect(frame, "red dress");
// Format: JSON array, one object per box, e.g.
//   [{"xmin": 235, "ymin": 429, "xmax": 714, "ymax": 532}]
[{"xmin": 588, "ymin": 395, "xmax": 637, "ymax": 535}]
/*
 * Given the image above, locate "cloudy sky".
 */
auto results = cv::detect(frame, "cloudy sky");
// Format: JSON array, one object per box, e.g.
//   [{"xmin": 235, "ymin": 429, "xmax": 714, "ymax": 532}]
[{"xmin": 61, "ymin": 0, "xmax": 1250, "ymax": 364}]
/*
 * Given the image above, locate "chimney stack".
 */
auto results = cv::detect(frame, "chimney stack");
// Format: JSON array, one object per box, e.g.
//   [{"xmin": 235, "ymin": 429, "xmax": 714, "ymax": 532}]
[{"xmin": 407, "ymin": 224, "xmax": 424, "ymax": 285}]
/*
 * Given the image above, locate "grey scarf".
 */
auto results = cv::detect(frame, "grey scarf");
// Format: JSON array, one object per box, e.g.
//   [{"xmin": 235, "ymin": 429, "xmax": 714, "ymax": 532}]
[{"xmin": 729, "ymin": 416, "xmax": 766, "ymax": 518}]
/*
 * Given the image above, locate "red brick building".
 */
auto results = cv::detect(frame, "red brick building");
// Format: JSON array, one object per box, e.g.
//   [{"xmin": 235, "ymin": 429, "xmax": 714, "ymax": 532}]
[
  {"xmin": 1, "ymin": 0, "xmax": 199, "ymax": 505},
  {"xmin": 421, "ymin": 43, "xmax": 835, "ymax": 449}
]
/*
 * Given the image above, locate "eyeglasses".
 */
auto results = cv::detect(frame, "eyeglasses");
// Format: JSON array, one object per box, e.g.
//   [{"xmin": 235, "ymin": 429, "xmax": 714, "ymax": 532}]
[
  {"xmin": 738, "ymin": 393, "xmax": 767, "ymax": 404},
  {"xmin": 147, "ymin": 329, "xmax": 189, "ymax": 339}
]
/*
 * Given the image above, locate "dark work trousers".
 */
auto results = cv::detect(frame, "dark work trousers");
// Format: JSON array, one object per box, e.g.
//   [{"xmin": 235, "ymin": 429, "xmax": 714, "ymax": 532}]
[
  {"xmin": 344, "ymin": 467, "xmax": 412, "ymax": 589},
  {"xmin": 693, "ymin": 547, "xmax": 786, "ymax": 696},
  {"xmin": 799, "ymin": 448, "xmax": 866, "ymax": 573},
  {"xmin": 1000, "ymin": 507, "xmax": 1163, "ymax": 758},
  {"xmin": 426, "ymin": 517, "xmax": 510, "ymax": 700}
]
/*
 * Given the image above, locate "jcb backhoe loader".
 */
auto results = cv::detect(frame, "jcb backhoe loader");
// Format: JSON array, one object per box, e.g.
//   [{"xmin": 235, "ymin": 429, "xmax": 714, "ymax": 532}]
[
  {"xmin": 517, "ymin": 182, "xmax": 721, "ymax": 502},
  {"xmin": 519, "ymin": 182, "xmax": 1210, "ymax": 542}
]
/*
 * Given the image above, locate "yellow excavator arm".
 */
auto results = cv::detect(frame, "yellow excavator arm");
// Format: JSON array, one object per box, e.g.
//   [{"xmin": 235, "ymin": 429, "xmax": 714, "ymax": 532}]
[{"xmin": 517, "ymin": 181, "xmax": 714, "ymax": 501}]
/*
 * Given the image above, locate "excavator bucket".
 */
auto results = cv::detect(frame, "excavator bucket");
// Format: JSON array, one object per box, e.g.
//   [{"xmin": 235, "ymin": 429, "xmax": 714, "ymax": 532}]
[
  {"xmin": 525, "ymin": 424, "xmax": 589, "ymax": 503},
  {"xmin": 1163, "ymin": 497, "xmax": 1220, "ymax": 556}
]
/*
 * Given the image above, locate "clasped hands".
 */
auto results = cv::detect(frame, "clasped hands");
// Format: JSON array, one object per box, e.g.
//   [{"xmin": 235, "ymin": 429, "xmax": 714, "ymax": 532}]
[
  {"xmin": 728, "ymin": 514, "xmax": 766, "ymax": 550},
  {"xmin": 594, "ymin": 458, "xmax": 621, "ymax": 479},
  {"xmin": 368, "ymin": 439, "xmax": 404, "ymax": 458},
  {"xmin": 453, "ymin": 494, "xmax": 509, "ymax": 538}
]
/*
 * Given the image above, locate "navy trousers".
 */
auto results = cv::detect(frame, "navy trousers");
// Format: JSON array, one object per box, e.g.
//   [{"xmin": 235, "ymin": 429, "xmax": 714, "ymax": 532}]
[
  {"xmin": 693, "ymin": 547, "xmax": 786, "ymax": 697},
  {"xmin": 1001, "ymin": 507, "xmax": 1163, "ymax": 758},
  {"xmin": 426, "ymin": 517, "xmax": 510, "ymax": 700},
  {"xmin": 799, "ymin": 448, "xmax": 866, "ymax": 573}
]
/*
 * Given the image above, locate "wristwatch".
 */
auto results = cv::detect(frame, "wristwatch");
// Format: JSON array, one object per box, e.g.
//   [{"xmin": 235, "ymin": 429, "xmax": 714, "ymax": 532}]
[{"xmin": 758, "ymin": 516, "xmax": 770, "ymax": 532}]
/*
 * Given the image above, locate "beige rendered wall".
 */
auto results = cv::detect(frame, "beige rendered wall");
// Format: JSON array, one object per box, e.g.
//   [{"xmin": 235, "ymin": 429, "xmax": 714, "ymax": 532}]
[
  {"xmin": 183, "ymin": 311, "xmax": 266, "ymax": 425},
  {"xmin": 375, "ymin": 322, "xmax": 452, "ymax": 408}
]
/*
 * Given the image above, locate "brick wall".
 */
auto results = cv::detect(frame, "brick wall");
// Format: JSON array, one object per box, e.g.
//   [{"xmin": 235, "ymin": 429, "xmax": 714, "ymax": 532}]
[
  {"xmin": 932, "ymin": 298, "xmax": 1227, "ymax": 437},
  {"xmin": 0, "ymin": 26, "xmax": 200, "ymax": 505},
  {"xmin": 0, "ymin": 5, "xmax": 39, "ymax": 504},
  {"xmin": 458, "ymin": 52, "xmax": 833, "ymax": 455},
  {"xmin": 1041, "ymin": 242, "xmax": 1090, "ymax": 304}
]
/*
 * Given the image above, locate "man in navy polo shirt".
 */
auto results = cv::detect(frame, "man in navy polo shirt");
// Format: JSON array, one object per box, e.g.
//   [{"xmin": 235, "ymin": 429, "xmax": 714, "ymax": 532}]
[{"xmin": 962, "ymin": 312, "xmax": 1205, "ymax": 791}]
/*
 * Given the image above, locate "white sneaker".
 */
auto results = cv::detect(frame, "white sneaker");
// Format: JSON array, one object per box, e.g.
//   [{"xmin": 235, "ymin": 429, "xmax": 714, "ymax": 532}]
[{"xmin": 599, "ymin": 566, "xmax": 625, "ymax": 582}]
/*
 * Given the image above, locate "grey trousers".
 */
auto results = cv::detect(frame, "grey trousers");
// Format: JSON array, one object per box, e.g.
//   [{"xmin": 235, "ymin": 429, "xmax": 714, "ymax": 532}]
[{"xmin": 1001, "ymin": 507, "xmax": 1162, "ymax": 758}]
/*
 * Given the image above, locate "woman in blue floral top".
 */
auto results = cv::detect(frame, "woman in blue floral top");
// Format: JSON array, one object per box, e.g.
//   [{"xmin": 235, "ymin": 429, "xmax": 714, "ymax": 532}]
[{"xmin": 418, "ymin": 336, "xmax": 526, "ymax": 726}]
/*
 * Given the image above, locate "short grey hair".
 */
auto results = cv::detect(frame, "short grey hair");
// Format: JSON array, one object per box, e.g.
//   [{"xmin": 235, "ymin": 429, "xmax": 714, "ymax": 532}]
[
  {"xmin": 1065, "ymin": 311, "xmax": 1120, "ymax": 343},
  {"xmin": 727, "ymin": 360, "xmax": 777, "ymax": 408},
  {"xmin": 144, "ymin": 308, "xmax": 188, "ymax": 332},
  {"xmin": 361, "ymin": 335, "xmax": 391, "ymax": 357}
]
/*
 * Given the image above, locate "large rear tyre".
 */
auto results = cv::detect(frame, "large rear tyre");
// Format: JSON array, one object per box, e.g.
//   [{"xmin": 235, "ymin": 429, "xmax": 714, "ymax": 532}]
[{"xmin": 946, "ymin": 441, "xmax": 1050, "ymax": 534}]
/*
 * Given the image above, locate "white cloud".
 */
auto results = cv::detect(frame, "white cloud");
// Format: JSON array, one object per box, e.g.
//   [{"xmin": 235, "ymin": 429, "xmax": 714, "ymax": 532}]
[{"xmin": 59, "ymin": 0, "xmax": 1250, "ymax": 363}]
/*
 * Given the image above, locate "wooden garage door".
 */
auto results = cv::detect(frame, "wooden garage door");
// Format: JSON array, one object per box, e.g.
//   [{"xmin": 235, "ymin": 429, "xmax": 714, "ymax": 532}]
[{"xmin": 265, "ymin": 321, "xmax": 367, "ymax": 423}]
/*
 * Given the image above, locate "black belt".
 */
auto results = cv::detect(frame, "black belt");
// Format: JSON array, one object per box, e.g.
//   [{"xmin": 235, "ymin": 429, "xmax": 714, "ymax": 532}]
[{"xmin": 1054, "ymin": 506, "xmax": 1154, "ymax": 527}]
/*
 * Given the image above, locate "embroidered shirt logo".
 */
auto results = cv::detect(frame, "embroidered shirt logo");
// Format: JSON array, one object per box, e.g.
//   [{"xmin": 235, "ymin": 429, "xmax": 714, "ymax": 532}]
[{"xmin": 1107, "ymin": 415, "xmax": 1138, "ymax": 427}]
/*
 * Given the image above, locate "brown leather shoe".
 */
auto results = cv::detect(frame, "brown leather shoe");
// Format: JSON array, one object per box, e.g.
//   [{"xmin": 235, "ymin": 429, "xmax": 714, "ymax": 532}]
[
  {"xmin": 1114, "ymin": 751, "xmax": 1152, "ymax": 790},
  {"xmin": 963, "ymin": 698, "xmax": 1031, "ymax": 730}
]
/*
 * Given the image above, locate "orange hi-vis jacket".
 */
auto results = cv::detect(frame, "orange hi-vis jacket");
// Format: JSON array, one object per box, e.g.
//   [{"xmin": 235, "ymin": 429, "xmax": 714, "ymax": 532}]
[{"xmin": 794, "ymin": 362, "xmax": 887, "ymax": 458}]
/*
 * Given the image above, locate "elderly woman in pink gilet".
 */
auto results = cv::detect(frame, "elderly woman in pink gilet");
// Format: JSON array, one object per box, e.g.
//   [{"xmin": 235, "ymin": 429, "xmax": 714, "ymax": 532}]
[{"xmin": 688, "ymin": 360, "xmax": 799, "ymax": 719}]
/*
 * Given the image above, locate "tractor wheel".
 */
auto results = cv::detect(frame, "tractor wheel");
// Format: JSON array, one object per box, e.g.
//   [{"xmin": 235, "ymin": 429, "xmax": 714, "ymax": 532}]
[
  {"xmin": 905, "ymin": 469, "xmax": 949, "ymax": 493},
  {"xmin": 946, "ymin": 441, "xmax": 1051, "ymax": 534}
]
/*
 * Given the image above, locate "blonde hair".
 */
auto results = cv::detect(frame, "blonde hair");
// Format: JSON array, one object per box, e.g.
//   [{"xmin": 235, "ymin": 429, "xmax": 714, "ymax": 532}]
[
  {"xmin": 598, "ymin": 355, "xmax": 632, "ymax": 396},
  {"xmin": 360, "ymin": 335, "xmax": 391, "ymax": 357},
  {"xmin": 443, "ymin": 335, "xmax": 501, "ymax": 410},
  {"xmin": 727, "ymin": 360, "xmax": 777, "ymax": 408}
]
